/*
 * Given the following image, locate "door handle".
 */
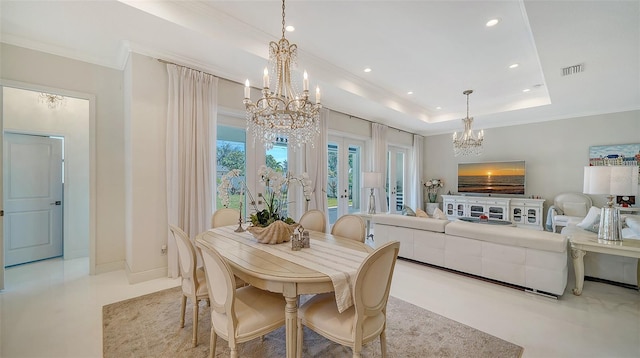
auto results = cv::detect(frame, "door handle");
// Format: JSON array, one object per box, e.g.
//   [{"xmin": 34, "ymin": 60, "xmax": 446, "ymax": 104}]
[{"xmin": 50, "ymin": 201, "xmax": 62, "ymax": 206}]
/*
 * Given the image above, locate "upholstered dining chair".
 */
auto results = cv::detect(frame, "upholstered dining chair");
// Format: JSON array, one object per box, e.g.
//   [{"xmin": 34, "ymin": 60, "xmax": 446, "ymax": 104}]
[
  {"xmin": 296, "ymin": 241, "xmax": 400, "ymax": 358},
  {"xmin": 169, "ymin": 224, "xmax": 209, "ymax": 347},
  {"xmin": 550, "ymin": 192, "xmax": 593, "ymax": 232},
  {"xmin": 331, "ymin": 214, "xmax": 366, "ymax": 242},
  {"xmin": 198, "ymin": 243, "xmax": 286, "ymax": 358},
  {"xmin": 298, "ymin": 209, "xmax": 327, "ymax": 233},
  {"xmin": 211, "ymin": 208, "xmax": 240, "ymax": 228}
]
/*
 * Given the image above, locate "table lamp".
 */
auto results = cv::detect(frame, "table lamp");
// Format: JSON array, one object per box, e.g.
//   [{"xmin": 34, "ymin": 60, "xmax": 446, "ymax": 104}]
[
  {"xmin": 363, "ymin": 172, "xmax": 382, "ymax": 215},
  {"xmin": 583, "ymin": 166, "xmax": 639, "ymax": 241}
]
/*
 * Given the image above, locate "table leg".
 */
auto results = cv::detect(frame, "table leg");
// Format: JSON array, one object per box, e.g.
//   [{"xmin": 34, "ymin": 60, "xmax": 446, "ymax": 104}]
[
  {"xmin": 284, "ymin": 295, "xmax": 298, "ymax": 358},
  {"xmin": 571, "ymin": 248, "xmax": 586, "ymax": 295}
]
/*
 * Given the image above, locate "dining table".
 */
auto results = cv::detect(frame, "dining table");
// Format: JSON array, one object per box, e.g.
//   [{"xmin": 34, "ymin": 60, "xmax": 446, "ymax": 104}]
[{"xmin": 195, "ymin": 225, "xmax": 374, "ymax": 358}]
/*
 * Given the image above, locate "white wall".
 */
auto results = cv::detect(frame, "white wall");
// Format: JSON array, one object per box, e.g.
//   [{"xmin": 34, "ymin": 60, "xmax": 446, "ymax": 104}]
[
  {"xmin": 1, "ymin": 43, "xmax": 125, "ymax": 273},
  {"xmin": 423, "ymin": 110, "xmax": 640, "ymax": 215},
  {"xmin": 2, "ymin": 87, "xmax": 89, "ymax": 259}
]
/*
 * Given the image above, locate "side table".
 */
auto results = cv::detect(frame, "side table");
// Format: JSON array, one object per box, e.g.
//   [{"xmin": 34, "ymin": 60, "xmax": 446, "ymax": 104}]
[
  {"xmin": 353, "ymin": 212, "xmax": 375, "ymax": 242},
  {"xmin": 570, "ymin": 234, "xmax": 640, "ymax": 295}
]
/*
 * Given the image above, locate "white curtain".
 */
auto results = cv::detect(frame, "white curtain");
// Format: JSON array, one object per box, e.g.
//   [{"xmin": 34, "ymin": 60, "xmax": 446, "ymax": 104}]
[
  {"xmin": 304, "ymin": 108, "xmax": 329, "ymax": 219},
  {"xmin": 166, "ymin": 64, "xmax": 218, "ymax": 278},
  {"xmin": 409, "ymin": 134, "xmax": 424, "ymax": 210},
  {"xmin": 372, "ymin": 123, "xmax": 388, "ymax": 213}
]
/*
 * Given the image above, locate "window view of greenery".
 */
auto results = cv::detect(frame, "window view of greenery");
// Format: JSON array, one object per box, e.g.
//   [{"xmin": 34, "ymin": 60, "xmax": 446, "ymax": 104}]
[
  {"xmin": 216, "ymin": 126, "xmax": 246, "ymax": 210},
  {"xmin": 327, "ymin": 144, "xmax": 358, "ymax": 209}
]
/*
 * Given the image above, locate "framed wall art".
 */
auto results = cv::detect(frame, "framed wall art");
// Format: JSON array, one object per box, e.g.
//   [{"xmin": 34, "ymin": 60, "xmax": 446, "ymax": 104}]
[{"xmin": 589, "ymin": 143, "xmax": 640, "ymax": 174}]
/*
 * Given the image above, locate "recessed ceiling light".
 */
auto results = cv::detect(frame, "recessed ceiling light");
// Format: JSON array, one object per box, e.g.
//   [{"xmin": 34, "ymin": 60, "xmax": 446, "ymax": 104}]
[
  {"xmin": 407, "ymin": 91, "xmax": 413, "ymax": 95},
  {"xmin": 436, "ymin": 106, "xmax": 442, "ymax": 110},
  {"xmin": 285, "ymin": 25, "xmax": 295, "ymax": 32},
  {"xmin": 522, "ymin": 88, "xmax": 531, "ymax": 93},
  {"xmin": 486, "ymin": 18, "xmax": 500, "ymax": 27},
  {"xmin": 364, "ymin": 68, "xmax": 372, "ymax": 73},
  {"xmin": 509, "ymin": 63, "xmax": 519, "ymax": 69}
]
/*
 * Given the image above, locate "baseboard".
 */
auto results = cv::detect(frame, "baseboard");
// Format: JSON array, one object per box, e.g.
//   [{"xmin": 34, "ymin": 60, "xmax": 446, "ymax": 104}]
[
  {"xmin": 125, "ymin": 263, "xmax": 168, "ymax": 284},
  {"xmin": 94, "ymin": 260, "xmax": 125, "ymax": 274}
]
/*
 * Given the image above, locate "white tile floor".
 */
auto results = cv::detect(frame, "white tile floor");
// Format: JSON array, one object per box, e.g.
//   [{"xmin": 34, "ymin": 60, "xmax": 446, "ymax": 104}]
[{"xmin": 1, "ymin": 256, "xmax": 639, "ymax": 357}]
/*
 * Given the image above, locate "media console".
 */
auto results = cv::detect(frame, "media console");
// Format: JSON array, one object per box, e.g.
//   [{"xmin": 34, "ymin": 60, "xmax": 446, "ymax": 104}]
[{"xmin": 442, "ymin": 195, "xmax": 545, "ymax": 230}]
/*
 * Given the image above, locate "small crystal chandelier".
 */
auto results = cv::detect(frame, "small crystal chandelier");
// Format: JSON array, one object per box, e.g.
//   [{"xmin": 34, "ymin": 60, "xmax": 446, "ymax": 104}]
[
  {"xmin": 39, "ymin": 92, "xmax": 65, "ymax": 110},
  {"xmin": 453, "ymin": 90, "xmax": 484, "ymax": 157},
  {"xmin": 243, "ymin": 0, "xmax": 321, "ymax": 150}
]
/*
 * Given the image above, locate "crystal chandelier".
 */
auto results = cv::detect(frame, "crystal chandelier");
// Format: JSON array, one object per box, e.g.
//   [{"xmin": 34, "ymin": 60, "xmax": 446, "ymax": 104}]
[
  {"xmin": 39, "ymin": 92, "xmax": 65, "ymax": 110},
  {"xmin": 453, "ymin": 90, "xmax": 484, "ymax": 157},
  {"xmin": 243, "ymin": 0, "xmax": 321, "ymax": 150}
]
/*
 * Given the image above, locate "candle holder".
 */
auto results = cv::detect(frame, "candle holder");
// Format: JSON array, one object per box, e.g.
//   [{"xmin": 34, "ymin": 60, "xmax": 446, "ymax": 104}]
[{"xmin": 234, "ymin": 201, "xmax": 246, "ymax": 233}]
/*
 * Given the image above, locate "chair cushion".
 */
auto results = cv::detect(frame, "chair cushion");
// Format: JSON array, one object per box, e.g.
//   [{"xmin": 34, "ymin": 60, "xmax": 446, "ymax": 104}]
[
  {"xmin": 299, "ymin": 293, "xmax": 385, "ymax": 343},
  {"xmin": 212, "ymin": 286, "xmax": 285, "ymax": 339},
  {"xmin": 563, "ymin": 202, "xmax": 588, "ymax": 217}
]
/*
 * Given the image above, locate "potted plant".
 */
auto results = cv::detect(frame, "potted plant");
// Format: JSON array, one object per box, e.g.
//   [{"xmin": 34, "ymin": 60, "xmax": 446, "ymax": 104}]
[{"xmin": 423, "ymin": 179, "xmax": 444, "ymax": 215}]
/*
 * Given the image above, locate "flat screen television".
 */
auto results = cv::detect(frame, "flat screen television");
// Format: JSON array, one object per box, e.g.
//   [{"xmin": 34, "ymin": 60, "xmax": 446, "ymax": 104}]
[{"xmin": 457, "ymin": 161, "xmax": 526, "ymax": 195}]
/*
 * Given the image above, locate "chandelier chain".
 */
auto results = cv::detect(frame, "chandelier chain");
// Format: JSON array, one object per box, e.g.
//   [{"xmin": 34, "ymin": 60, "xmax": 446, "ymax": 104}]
[{"xmin": 281, "ymin": 0, "xmax": 286, "ymax": 38}]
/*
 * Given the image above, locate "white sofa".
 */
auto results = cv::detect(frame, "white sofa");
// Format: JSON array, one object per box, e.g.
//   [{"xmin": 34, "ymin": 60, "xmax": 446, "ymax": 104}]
[
  {"xmin": 561, "ymin": 213, "xmax": 640, "ymax": 287},
  {"xmin": 373, "ymin": 214, "xmax": 568, "ymax": 296}
]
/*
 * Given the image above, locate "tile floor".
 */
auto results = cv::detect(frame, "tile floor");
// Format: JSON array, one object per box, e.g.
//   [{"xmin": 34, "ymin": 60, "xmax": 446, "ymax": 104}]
[{"xmin": 1, "ymin": 256, "xmax": 639, "ymax": 357}]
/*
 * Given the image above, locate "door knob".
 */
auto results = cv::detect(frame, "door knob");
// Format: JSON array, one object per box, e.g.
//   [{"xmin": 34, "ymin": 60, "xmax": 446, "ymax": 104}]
[{"xmin": 50, "ymin": 201, "xmax": 62, "ymax": 205}]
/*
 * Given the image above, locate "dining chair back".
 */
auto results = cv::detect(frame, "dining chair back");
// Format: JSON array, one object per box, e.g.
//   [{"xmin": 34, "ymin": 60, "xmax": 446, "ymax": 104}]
[
  {"xmin": 331, "ymin": 214, "xmax": 366, "ymax": 242},
  {"xmin": 212, "ymin": 208, "xmax": 239, "ymax": 228},
  {"xmin": 169, "ymin": 224, "xmax": 209, "ymax": 347},
  {"xmin": 298, "ymin": 209, "xmax": 327, "ymax": 233},
  {"xmin": 199, "ymin": 243, "xmax": 286, "ymax": 358},
  {"xmin": 296, "ymin": 241, "xmax": 400, "ymax": 357}
]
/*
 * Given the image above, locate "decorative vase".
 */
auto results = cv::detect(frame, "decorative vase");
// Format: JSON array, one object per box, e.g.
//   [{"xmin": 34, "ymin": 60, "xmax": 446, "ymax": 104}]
[
  {"xmin": 426, "ymin": 202, "xmax": 440, "ymax": 216},
  {"xmin": 247, "ymin": 220, "xmax": 297, "ymax": 244}
]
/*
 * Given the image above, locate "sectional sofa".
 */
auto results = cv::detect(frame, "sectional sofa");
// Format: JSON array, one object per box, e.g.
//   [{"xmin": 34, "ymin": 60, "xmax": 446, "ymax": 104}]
[{"xmin": 373, "ymin": 214, "xmax": 568, "ymax": 297}]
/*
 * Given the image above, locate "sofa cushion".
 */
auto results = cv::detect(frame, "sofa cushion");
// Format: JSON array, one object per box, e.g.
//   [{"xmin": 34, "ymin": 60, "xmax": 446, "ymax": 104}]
[
  {"xmin": 445, "ymin": 221, "xmax": 567, "ymax": 253},
  {"xmin": 374, "ymin": 213, "xmax": 448, "ymax": 233}
]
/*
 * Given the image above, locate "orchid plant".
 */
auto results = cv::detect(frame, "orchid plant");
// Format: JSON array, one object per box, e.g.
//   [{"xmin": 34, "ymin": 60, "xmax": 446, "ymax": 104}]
[
  {"xmin": 423, "ymin": 178, "xmax": 444, "ymax": 203},
  {"xmin": 218, "ymin": 166, "xmax": 312, "ymax": 227}
]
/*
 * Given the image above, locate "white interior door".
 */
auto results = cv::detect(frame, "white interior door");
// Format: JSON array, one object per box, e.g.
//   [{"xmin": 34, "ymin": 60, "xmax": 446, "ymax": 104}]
[{"xmin": 3, "ymin": 133, "xmax": 63, "ymax": 267}]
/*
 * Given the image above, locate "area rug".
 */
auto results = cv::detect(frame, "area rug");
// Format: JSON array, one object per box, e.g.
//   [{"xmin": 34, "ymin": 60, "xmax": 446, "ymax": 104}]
[{"xmin": 103, "ymin": 287, "xmax": 523, "ymax": 357}]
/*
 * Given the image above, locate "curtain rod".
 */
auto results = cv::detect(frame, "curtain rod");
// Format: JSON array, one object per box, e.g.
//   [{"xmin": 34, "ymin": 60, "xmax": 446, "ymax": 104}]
[{"xmin": 157, "ymin": 58, "xmax": 414, "ymax": 136}]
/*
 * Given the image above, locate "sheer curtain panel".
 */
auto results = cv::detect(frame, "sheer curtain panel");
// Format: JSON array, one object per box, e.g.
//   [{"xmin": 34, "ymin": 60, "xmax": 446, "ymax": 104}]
[
  {"xmin": 304, "ymin": 108, "xmax": 329, "ymax": 218},
  {"xmin": 372, "ymin": 123, "xmax": 388, "ymax": 213},
  {"xmin": 166, "ymin": 64, "xmax": 218, "ymax": 278},
  {"xmin": 409, "ymin": 134, "xmax": 424, "ymax": 210}
]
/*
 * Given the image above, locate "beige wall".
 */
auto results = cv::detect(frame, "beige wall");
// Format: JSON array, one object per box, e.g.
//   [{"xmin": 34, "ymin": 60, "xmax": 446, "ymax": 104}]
[
  {"xmin": 423, "ymin": 110, "xmax": 640, "ymax": 214},
  {"xmin": 2, "ymin": 43, "xmax": 637, "ymax": 282},
  {"xmin": 1, "ymin": 43, "xmax": 125, "ymax": 273}
]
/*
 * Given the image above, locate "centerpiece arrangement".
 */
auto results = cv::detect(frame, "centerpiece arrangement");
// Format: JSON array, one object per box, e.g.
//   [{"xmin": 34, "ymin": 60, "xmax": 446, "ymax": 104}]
[{"xmin": 218, "ymin": 165, "xmax": 312, "ymax": 244}]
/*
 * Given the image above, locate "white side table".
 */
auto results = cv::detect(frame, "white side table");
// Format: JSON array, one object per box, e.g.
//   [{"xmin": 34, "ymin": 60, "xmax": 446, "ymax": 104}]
[
  {"xmin": 353, "ymin": 212, "xmax": 375, "ymax": 242},
  {"xmin": 570, "ymin": 234, "xmax": 640, "ymax": 295}
]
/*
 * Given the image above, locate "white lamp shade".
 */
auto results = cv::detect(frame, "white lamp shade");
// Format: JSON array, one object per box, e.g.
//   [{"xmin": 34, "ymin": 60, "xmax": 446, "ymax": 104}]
[
  {"xmin": 363, "ymin": 172, "xmax": 382, "ymax": 188},
  {"xmin": 583, "ymin": 166, "xmax": 639, "ymax": 195}
]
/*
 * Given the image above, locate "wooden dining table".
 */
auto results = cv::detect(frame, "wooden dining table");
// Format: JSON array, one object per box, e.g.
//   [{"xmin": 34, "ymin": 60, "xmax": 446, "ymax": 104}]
[{"xmin": 195, "ymin": 225, "xmax": 373, "ymax": 358}]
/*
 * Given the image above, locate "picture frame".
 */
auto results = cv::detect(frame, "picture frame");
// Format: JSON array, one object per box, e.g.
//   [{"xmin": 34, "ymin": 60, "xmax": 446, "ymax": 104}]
[
  {"xmin": 616, "ymin": 196, "xmax": 635, "ymax": 207},
  {"xmin": 589, "ymin": 143, "xmax": 640, "ymax": 173}
]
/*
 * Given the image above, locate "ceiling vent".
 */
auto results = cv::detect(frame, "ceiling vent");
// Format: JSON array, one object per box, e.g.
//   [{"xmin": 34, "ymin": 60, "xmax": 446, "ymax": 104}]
[{"xmin": 562, "ymin": 63, "xmax": 584, "ymax": 76}]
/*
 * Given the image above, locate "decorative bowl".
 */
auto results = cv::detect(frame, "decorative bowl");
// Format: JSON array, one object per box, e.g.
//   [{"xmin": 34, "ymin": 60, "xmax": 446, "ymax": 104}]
[{"xmin": 247, "ymin": 220, "xmax": 297, "ymax": 244}]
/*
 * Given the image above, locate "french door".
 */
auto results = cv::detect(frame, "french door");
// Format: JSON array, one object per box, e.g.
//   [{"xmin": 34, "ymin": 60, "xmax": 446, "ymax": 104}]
[
  {"xmin": 327, "ymin": 136, "xmax": 364, "ymax": 226},
  {"xmin": 387, "ymin": 146, "xmax": 407, "ymax": 214}
]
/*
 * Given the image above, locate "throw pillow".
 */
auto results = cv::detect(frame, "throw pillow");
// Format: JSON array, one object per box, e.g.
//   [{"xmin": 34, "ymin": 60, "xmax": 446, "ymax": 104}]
[
  {"xmin": 402, "ymin": 205, "xmax": 416, "ymax": 216},
  {"xmin": 563, "ymin": 202, "xmax": 588, "ymax": 217},
  {"xmin": 625, "ymin": 215, "xmax": 640, "ymax": 236},
  {"xmin": 577, "ymin": 206, "xmax": 601, "ymax": 230},
  {"xmin": 583, "ymin": 215, "xmax": 600, "ymax": 233},
  {"xmin": 415, "ymin": 208, "xmax": 429, "ymax": 218},
  {"xmin": 432, "ymin": 207, "xmax": 448, "ymax": 220}
]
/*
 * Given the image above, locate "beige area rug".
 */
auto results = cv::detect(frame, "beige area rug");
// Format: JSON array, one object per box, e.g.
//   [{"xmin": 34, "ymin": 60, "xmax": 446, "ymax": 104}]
[{"xmin": 103, "ymin": 287, "xmax": 523, "ymax": 358}]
